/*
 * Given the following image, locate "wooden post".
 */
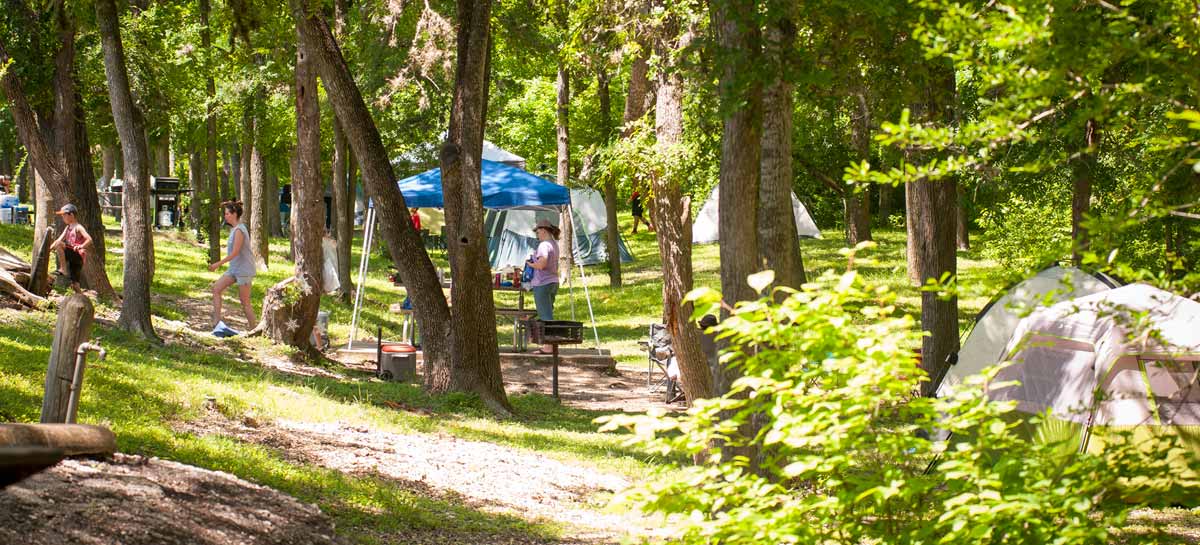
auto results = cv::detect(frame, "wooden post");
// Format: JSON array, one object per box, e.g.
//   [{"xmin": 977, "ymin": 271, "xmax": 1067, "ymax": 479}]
[
  {"xmin": 29, "ymin": 225, "xmax": 54, "ymax": 297},
  {"xmin": 40, "ymin": 295, "xmax": 94, "ymax": 423}
]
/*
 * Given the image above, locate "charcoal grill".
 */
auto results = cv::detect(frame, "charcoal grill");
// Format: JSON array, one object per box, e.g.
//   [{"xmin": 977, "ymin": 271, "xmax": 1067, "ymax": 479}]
[{"xmin": 526, "ymin": 320, "xmax": 584, "ymax": 399}]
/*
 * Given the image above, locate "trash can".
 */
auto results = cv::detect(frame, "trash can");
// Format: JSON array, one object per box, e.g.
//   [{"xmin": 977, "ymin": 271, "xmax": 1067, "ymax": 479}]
[{"xmin": 379, "ymin": 343, "xmax": 417, "ymax": 382}]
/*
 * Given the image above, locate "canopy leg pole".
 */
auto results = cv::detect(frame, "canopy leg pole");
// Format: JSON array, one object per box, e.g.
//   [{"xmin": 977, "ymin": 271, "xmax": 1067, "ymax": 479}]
[
  {"xmin": 578, "ymin": 261, "xmax": 600, "ymax": 352},
  {"xmin": 347, "ymin": 206, "xmax": 375, "ymax": 349}
]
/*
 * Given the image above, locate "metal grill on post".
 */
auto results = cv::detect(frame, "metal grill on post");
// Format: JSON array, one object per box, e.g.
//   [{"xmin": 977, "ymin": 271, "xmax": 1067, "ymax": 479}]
[{"xmin": 526, "ymin": 320, "xmax": 583, "ymax": 399}]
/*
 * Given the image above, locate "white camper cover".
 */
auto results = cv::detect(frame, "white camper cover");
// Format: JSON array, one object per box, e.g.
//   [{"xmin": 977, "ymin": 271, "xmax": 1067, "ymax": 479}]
[
  {"xmin": 692, "ymin": 186, "xmax": 822, "ymax": 243},
  {"xmin": 938, "ymin": 266, "xmax": 1116, "ymax": 395},
  {"xmin": 993, "ymin": 284, "xmax": 1200, "ymax": 426}
]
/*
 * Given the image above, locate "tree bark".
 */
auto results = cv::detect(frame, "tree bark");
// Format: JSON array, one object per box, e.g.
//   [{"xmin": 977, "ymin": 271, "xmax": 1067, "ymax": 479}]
[
  {"xmin": 555, "ymin": 6, "xmax": 573, "ymax": 278},
  {"xmin": 100, "ymin": 144, "xmax": 116, "ymax": 190},
  {"xmin": 202, "ymin": 0, "xmax": 221, "ymax": 263},
  {"xmin": 221, "ymin": 145, "xmax": 233, "ymax": 204},
  {"xmin": 711, "ymin": 0, "xmax": 762, "ymax": 323},
  {"xmin": 846, "ymin": 90, "xmax": 873, "ymax": 245},
  {"xmin": 759, "ymin": 13, "xmax": 804, "ymax": 292},
  {"xmin": 293, "ymin": 0, "xmax": 454, "ymax": 390},
  {"xmin": 331, "ymin": 117, "xmax": 354, "ymax": 303},
  {"xmin": 96, "ymin": 0, "xmax": 158, "ymax": 340},
  {"xmin": 239, "ymin": 93, "xmax": 255, "ymax": 230},
  {"xmin": 1071, "ymin": 118, "xmax": 1098, "ymax": 265},
  {"xmin": 249, "ymin": 126, "xmax": 269, "ymax": 270},
  {"xmin": 878, "ymin": 183, "xmax": 894, "ymax": 224},
  {"xmin": 651, "ymin": 22, "xmax": 711, "ymax": 404},
  {"xmin": 261, "ymin": 29, "xmax": 323, "ymax": 353},
  {"xmin": 908, "ymin": 178, "xmax": 958, "ymax": 395},
  {"xmin": 435, "ymin": 0, "xmax": 510, "ymax": 413},
  {"xmin": 68, "ymin": 90, "xmax": 115, "ymax": 298},
  {"xmin": 596, "ymin": 68, "xmax": 621, "ymax": 287},
  {"xmin": 188, "ymin": 150, "xmax": 204, "ymax": 233}
]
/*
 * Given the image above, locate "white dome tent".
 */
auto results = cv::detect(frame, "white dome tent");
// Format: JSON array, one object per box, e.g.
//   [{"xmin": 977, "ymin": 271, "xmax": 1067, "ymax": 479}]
[{"xmin": 692, "ymin": 186, "xmax": 821, "ymax": 244}]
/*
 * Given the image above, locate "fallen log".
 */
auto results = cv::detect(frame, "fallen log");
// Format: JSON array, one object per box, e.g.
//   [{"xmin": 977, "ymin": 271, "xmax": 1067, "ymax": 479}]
[
  {"xmin": 0, "ymin": 446, "xmax": 66, "ymax": 489},
  {"xmin": 0, "ymin": 269, "xmax": 44, "ymax": 308},
  {"xmin": 0, "ymin": 423, "xmax": 116, "ymax": 457},
  {"xmin": 0, "ymin": 245, "xmax": 31, "ymax": 274}
]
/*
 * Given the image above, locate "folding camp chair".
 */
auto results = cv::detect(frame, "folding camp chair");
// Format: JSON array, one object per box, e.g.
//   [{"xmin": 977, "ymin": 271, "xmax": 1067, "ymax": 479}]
[{"xmin": 640, "ymin": 324, "xmax": 680, "ymax": 401}]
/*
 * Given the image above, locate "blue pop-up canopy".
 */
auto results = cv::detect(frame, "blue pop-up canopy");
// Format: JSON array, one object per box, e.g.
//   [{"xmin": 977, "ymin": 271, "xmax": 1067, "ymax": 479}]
[{"xmin": 395, "ymin": 159, "xmax": 570, "ymax": 209}]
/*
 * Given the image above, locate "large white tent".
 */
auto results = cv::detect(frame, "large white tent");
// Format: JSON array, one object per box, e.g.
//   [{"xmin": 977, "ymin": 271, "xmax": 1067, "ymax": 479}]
[
  {"xmin": 936, "ymin": 266, "xmax": 1120, "ymax": 396},
  {"xmin": 994, "ymin": 284, "xmax": 1200, "ymax": 432},
  {"xmin": 692, "ymin": 186, "xmax": 821, "ymax": 244}
]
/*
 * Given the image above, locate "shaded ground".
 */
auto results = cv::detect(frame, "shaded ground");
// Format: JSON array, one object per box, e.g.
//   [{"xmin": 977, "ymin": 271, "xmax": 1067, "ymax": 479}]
[
  {"xmin": 0, "ymin": 454, "xmax": 345, "ymax": 545},
  {"xmin": 175, "ymin": 410, "xmax": 663, "ymax": 544}
]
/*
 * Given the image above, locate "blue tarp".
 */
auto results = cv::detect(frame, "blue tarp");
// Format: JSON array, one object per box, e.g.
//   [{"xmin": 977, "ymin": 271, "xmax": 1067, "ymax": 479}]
[{"xmin": 395, "ymin": 159, "xmax": 571, "ymax": 209}]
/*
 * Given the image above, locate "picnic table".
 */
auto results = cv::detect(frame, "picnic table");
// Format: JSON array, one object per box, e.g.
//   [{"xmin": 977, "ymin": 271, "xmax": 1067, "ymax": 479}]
[{"xmin": 388, "ymin": 279, "xmax": 536, "ymax": 350}]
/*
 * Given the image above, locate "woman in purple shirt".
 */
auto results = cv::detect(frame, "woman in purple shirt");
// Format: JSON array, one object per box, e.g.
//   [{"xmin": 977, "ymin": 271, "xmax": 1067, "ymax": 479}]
[{"xmin": 527, "ymin": 219, "xmax": 560, "ymax": 354}]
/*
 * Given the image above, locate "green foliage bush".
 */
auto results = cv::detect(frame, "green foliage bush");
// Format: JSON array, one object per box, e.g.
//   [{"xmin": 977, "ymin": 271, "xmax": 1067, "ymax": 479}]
[
  {"xmin": 976, "ymin": 196, "xmax": 1072, "ymax": 271},
  {"xmin": 599, "ymin": 268, "xmax": 1194, "ymax": 544}
]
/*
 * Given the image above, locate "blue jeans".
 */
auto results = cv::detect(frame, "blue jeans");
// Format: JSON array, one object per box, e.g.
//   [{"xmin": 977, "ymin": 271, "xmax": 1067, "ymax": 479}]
[{"xmin": 532, "ymin": 283, "xmax": 558, "ymax": 320}]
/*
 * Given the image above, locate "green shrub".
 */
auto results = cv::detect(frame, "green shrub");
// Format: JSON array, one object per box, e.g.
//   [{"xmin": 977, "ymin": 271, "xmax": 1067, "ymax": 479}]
[
  {"xmin": 599, "ymin": 268, "xmax": 1193, "ymax": 544},
  {"xmin": 977, "ymin": 196, "xmax": 1072, "ymax": 270}
]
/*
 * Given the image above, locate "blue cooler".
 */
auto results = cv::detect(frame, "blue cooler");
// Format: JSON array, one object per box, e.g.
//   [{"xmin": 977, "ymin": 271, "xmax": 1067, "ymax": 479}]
[{"xmin": 13, "ymin": 206, "xmax": 29, "ymax": 224}]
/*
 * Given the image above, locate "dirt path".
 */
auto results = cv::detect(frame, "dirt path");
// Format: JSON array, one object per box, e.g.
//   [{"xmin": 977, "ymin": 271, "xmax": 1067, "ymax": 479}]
[{"xmin": 176, "ymin": 411, "xmax": 661, "ymax": 544}]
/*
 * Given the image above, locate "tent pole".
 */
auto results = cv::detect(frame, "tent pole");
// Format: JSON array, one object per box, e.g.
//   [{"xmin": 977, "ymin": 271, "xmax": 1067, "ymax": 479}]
[
  {"xmin": 578, "ymin": 261, "xmax": 600, "ymax": 351},
  {"xmin": 347, "ymin": 206, "xmax": 375, "ymax": 349}
]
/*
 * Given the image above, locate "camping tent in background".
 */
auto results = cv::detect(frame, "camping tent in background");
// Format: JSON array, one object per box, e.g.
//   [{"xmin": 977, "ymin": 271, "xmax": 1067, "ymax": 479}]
[
  {"xmin": 991, "ymin": 284, "xmax": 1200, "ymax": 454},
  {"xmin": 415, "ymin": 208, "xmax": 445, "ymax": 234},
  {"xmin": 692, "ymin": 186, "xmax": 821, "ymax": 244},
  {"xmin": 484, "ymin": 186, "xmax": 633, "ymax": 270},
  {"xmin": 936, "ymin": 266, "xmax": 1120, "ymax": 396}
]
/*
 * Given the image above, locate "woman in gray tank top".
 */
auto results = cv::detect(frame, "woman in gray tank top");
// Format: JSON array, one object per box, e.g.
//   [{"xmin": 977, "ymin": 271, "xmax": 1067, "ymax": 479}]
[{"xmin": 209, "ymin": 201, "xmax": 257, "ymax": 330}]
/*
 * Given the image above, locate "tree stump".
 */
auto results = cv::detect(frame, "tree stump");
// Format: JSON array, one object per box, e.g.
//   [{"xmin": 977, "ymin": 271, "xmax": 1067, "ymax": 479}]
[
  {"xmin": 40, "ymin": 295, "xmax": 95, "ymax": 423},
  {"xmin": 29, "ymin": 225, "xmax": 54, "ymax": 297}
]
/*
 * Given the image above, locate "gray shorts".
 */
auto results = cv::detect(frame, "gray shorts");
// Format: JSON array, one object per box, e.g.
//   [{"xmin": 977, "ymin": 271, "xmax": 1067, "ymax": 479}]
[{"xmin": 223, "ymin": 272, "xmax": 254, "ymax": 287}]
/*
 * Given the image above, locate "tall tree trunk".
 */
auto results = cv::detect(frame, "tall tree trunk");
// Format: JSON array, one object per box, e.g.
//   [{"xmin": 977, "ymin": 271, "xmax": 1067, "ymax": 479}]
[
  {"xmin": 332, "ymin": 117, "xmax": 354, "ymax": 302},
  {"xmin": 555, "ymin": 4, "xmax": 573, "ymax": 278},
  {"xmin": 201, "ymin": 0, "xmax": 220, "ymax": 263},
  {"xmin": 1071, "ymin": 118, "xmax": 1098, "ymax": 265},
  {"xmin": 846, "ymin": 90, "xmax": 873, "ymax": 245},
  {"xmin": 239, "ymin": 92, "xmax": 255, "ymax": 228},
  {"xmin": 711, "ymin": 0, "xmax": 762, "ymax": 323},
  {"xmin": 96, "ymin": 0, "xmax": 158, "ymax": 340},
  {"xmin": 878, "ymin": 183, "xmax": 894, "ymax": 224},
  {"xmin": 263, "ymin": 29, "xmax": 323, "ymax": 352},
  {"xmin": 596, "ymin": 68, "xmax": 621, "ymax": 287},
  {"xmin": 330, "ymin": 3, "xmax": 354, "ymax": 303},
  {"xmin": 759, "ymin": 13, "xmax": 804, "ymax": 292},
  {"xmin": 651, "ymin": 22, "xmax": 711, "ymax": 404},
  {"xmin": 100, "ymin": 144, "xmax": 116, "ymax": 190},
  {"xmin": 154, "ymin": 126, "xmax": 170, "ymax": 176},
  {"xmin": 436, "ymin": 0, "xmax": 510, "ymax": 413},
  {"xmin": 909, "ymin": 65, "xmax": 959, "ymax": 396},
  {"xmin": 249, "ymin": 138, "xmax": 269, "ymax": 270},
  {"xmin": 188, "ymin": 150, "xmax": 204, "ymax": 233},
  {"xmin": 908, "ymin": 178, "xmax": 958, "ymax": 395},
  {"xmin": 293, "ymin": 0, "xmax": 455, "ymax": 390},
  {"xmin": 221, "ymin": 145, "xmax": 233, "ymax": 203},
  {"xmin": 69, "ymin": 90, "xmax": 115, "ymax": 298}
]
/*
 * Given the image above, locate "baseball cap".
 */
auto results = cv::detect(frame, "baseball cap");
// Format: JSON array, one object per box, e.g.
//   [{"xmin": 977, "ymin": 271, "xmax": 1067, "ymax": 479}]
[{"xmin": 55, "ymin": 204, "xmax": 78, "ymax": 215}]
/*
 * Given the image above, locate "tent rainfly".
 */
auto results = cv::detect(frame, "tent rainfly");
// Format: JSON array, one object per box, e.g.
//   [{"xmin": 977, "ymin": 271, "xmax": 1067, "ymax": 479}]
[
  {"xmin": 692, "ymin": 186, "xmax": 821, "ymax": 244},
  {"xmin": 936, "ymin": 265, "xmax": 1120, "ymax": 396},
  {"xmin": 484, "ymin": 186, "xmax": 633, "ymax": 270},
  {"xmin": 348, "ymin": 160, "xmax": 602, "ymax": 350}
]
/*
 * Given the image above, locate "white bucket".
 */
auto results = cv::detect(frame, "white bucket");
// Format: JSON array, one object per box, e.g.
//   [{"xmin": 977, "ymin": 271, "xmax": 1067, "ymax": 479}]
[{"xmin": 0, "ymin": 207, "xmax": 13, "ymax": 224}]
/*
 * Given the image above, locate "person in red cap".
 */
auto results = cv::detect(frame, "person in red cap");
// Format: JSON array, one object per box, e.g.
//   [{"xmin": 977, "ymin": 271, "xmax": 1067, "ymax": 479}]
[{"xmin": 50, "ymin": 203, "xmax": 92, "ymax": 294}]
